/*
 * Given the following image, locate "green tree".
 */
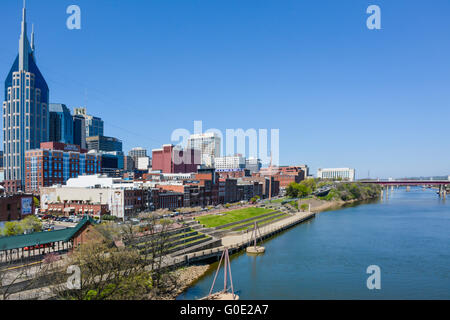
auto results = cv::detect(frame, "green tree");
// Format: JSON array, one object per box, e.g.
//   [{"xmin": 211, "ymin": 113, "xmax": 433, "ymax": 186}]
[
  {"xmin": 286, "ymin": 182, "xmax": 312, "ymax": 198},
  {"xmin": 300, "ymin": 179, "xmax": 317, "ymax": 192},
  {"xmin": 20, "ymin": 215, "xmax": 43, "ymax": 233},
  {"xmin": 286, "ymin": 183, "xmax": 298, "ymax": 198},
  {"xmin": 2, "ymin": 222, "xmax": 24, "ymax": 236},
  {"xmin": 33, "ymin": 197, "xmax": 40, "ymax": 208}
]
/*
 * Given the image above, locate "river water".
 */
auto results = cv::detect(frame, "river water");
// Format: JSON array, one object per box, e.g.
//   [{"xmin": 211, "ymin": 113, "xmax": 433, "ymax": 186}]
[{"xmin": 177, "ymin": 187, "xmax": 450, "ymax": 299}]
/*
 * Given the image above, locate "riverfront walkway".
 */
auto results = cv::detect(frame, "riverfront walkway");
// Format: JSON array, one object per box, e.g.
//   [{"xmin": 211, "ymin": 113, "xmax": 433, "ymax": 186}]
[{"xmin": 221, "ymin": 211, "xmax": 315, "ymax": 247}]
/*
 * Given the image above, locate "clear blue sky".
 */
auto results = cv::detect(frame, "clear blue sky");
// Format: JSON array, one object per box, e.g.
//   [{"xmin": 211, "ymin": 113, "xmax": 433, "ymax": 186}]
[{"xmin": 1, "ymin": 0, "xmax": 450, "ymax": 179}]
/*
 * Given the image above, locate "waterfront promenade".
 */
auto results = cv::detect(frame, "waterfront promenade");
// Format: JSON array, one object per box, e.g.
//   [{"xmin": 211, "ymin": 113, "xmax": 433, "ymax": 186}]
[{"xmin": 172, "ymin": 210, "xmax": 316, "ymax": 268}]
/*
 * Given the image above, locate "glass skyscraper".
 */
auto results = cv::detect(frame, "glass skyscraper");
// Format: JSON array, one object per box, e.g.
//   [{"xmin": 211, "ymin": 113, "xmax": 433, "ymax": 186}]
[
  {"xmin": 2, "ymin": 4, "xmax": 49, "ymax": 192},
  {"xmin": 74, "ymin": 107, "xmax": 104, "ymax": 138},
  {"xmin": 73, "ymin": 114, "xmax": 87, "ymax": 149},
  {"xmin": 49, "ymin": 104, "xmax": 73, "ymax": 144}
]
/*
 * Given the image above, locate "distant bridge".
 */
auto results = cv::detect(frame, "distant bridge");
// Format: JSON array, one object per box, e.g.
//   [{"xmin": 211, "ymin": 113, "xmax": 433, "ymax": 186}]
[
  {"xmin": 359, "ymin": 180, "xmax": 450, "ymax": 186},
  {"xmin": 359, "ymin": 180, "xmax": 449, "ymax": 198}
]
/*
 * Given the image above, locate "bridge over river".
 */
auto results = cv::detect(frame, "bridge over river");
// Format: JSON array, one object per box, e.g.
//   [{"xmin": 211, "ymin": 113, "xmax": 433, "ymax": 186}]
[{"xmin": 360, "ymin": 180, "xmax": 450, "ymax": 198}]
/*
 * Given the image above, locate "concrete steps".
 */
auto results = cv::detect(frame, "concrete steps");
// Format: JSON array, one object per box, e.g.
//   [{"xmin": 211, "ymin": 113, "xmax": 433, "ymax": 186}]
[{"xmin": 169, "ymin": 237, "xmax": 222, "ymax": 257}]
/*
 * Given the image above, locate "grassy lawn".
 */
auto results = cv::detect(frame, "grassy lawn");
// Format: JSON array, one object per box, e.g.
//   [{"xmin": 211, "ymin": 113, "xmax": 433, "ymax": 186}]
[
  {"xmin": 221, "ymin": 211, "xmax": 283, "ymax": 230},
  {"xmin": 268, "ymin": 198, "xmax": 286, "ymax": 203},
  {"xmin": 195, "ymin": 207, "xmax": 274, "ymax": 228},
  {"xmin": 234, "ymin": 213, "xmax": 290, "ymax": 232}
]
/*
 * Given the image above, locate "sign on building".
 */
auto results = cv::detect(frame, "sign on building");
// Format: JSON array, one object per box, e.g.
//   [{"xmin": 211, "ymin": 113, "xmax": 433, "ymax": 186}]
[{"xmin": 21, "ymin": 197, "xmax": 33, "ymax": 215}]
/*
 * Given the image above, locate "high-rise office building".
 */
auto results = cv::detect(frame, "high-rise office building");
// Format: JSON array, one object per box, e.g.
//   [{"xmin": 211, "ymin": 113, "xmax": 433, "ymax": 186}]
[
  {"xmin": 2, "ymin": 4, "xmax": 49, "ymax": 193},
  {"xmin": 214, "ymin": 155, "xmax": 246, "ymax": 171},
  {"xmin": 74, "ymin": 107, "xmax": 104, "ymax": 138},
  {"xmin": 187, "ymin": 132, "xmax": 221, "ymax": 167},
  {"xmin": 128, "ymin": 147, "xmax": 147, "ymax": 162},
  {"xmin": 245, "ymin": 157, "xmax": 262, "ymax": 173},
  {"xmin": 73, "ymin": 114, "xmax": 87, "ymax": 149},
  {"xmin": 49, "ymin": 103, "xmax": 73, "ymax": 144},
  {"xmin": 86, "ymin": 135, "xmax": 122, "ymax": 153}
]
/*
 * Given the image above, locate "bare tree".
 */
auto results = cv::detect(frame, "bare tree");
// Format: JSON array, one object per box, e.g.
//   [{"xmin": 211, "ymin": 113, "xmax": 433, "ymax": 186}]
[
  {"xmin": 35, "ymin": 217, "xmax": 181, "ymax": 300},
  {"xmin": 0, "ymin": 252, "xmax": 59, "ymax": 300}
]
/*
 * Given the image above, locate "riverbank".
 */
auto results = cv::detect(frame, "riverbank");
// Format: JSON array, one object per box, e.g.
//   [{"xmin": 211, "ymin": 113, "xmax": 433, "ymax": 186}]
[
  {"xmin": 298, "ymin": 198, "xmax": 360, "ymax": 213},
  {"xmin": 156, "ymin": 264, "xmax": 210, "ymax": 300}
]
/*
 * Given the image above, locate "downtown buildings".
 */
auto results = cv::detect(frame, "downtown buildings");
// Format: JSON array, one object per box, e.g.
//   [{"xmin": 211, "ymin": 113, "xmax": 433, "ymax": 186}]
[
  {"xmin": 0, "ymin": 5, "xmax": 284, "ymax": 220},
  {"xmin": 187, "ymin": 132, "xmax": 221, "ymax": 167}
]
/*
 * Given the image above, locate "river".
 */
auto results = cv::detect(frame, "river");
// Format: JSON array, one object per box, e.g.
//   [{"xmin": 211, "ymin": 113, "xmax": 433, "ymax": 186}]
[{"xmin": 177, "ymin": 187, "xmax": 450, "ymax": 299}]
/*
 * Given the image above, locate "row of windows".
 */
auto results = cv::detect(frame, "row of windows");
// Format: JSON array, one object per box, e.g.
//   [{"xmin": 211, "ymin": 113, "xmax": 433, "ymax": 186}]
[
  {"xmin": 6, "ymin": 87, "xmax": 41, "ymax": 103},
  {"xmin": 4, "ymin": 101, "xmax": 44, "ymax": 114}
]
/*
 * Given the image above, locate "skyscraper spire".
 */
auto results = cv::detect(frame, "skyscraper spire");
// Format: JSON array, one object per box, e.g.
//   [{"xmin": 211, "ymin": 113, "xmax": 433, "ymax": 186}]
[
  {"xmin": 22, "ymin": 0, "xmax": 27, "ymax": 34},
  {"xmin": 18, "ymin": 0, "xmax": 31, "ymax": 71}
]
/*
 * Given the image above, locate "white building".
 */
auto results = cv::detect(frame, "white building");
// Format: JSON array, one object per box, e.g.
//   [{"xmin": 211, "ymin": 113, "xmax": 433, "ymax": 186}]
[
  {"xmin": 41, "ymin": 175, "xmax": 144, "ymax": 219},
  {"xmin": 137, "ymin": 156, "xmax": 150, "ymax": 171},
  {"xmin": 187, "ymin": 132, "xmax": 221, "ymax": 167},
  {"xmin": 317, "ymin": 168, "xmax": 356, "ymax": 181},
  {"xmin": 129, "ymin": 147, "xmax": 147, "ymax": 159},
  {"xmin": 214, "ymin": 155, "xmax": 246, "ymax": 171}
]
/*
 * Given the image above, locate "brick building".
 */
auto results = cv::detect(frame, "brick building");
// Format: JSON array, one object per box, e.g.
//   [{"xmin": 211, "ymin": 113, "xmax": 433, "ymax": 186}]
[
  {"xmin": 47, "ymin": 202, "xmax": 109, "ymax": 217},
  {"xmin": 152, "ymin": 144, "xmax": 200, "ymax": 174},
  {"xmin": 258, "ymin": 166, "xmax": 305, "ymax": 188},
  {"xmin": 0, "ymin": 194, "xmax": 35, "ymax": 222},
  {"xmin": 24, "ymin": 142, "xmax": 101, "ymax": 193}
]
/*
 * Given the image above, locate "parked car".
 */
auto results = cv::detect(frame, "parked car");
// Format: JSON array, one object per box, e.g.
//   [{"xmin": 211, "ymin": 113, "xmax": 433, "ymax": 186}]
[{"xmin": 24, "ymin": 243, "xmax": 52, "ymax": 251}]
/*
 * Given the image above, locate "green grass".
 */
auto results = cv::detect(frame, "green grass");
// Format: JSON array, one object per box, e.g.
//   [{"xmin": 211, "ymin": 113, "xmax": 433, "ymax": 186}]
[
  {"xmin": 195, "ymin": 207, "xmax": 274, "ymax": 228},
  {"xmin": 288, "ymin": 200, "xmax": 299, "ymax": 209},
  {"xmin": 234, "ymin": 214, "xmax": 290, "ymax": 232},
  {"xmin": 268, "ymin": 198, "xmax": 286, "ymax": 203},
  {"xmin": 221, "ymin": 211, "xmax": 284, "ymax": 230}
]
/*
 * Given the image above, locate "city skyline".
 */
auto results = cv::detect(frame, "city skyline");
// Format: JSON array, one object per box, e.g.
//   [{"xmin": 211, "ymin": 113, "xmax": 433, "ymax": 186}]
[{"xmin": 1, "ymin": 0, "xmax": 450, "ymax": 178}]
